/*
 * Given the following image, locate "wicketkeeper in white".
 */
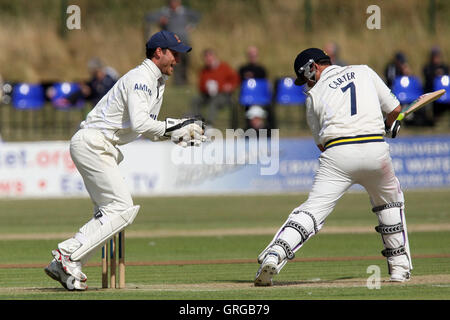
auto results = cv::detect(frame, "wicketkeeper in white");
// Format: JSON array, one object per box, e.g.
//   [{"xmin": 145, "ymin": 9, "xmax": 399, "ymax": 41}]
[
  {"xmin": 255, "ymin": 48, "xmax": 412, "ymax": 286},
  {"xmin": 45, "ymin": 30, "xmax": 206, "ymax": 290}
]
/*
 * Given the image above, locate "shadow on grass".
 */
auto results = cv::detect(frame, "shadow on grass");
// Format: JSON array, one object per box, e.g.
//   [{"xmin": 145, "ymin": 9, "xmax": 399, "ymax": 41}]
[
  {"xmin": 25, "ymin": 287, "xmax": 103, "ymax": 293},
  {"xmin": 218, "ymin": 275, "xmax": 359, "ymax": 287}
]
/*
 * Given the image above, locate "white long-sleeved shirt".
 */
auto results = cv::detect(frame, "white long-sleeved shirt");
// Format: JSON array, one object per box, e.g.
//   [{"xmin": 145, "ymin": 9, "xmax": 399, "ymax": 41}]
[
  {"xmin": 305, "ymin": 65, "xmax": 400, "ymax": 146},
  {"xmin": 80, "ymin": 59, "xmax": 167, "ymax": 145}
]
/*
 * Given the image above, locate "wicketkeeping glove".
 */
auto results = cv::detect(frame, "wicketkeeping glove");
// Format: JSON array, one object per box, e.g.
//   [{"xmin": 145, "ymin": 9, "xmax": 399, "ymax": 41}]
[
  {"xmin": 385, "ymin": 119, "xmax": 401, "ymax": 138},
  {"xmin": 164, "ymin": 118, "xmax": 207, "ymax": 147}
]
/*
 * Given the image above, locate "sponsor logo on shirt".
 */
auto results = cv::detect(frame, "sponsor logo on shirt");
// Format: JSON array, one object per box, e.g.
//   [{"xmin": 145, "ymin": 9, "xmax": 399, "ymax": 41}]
[{"xmin": 134, "ymin": 83, "xmax": 152, "ymax": 96}]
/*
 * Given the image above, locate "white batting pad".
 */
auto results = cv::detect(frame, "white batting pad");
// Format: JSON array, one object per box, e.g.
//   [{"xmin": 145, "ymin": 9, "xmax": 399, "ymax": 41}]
[
  {"xmin": 374, "ymin": 203, "xmax": 412, "ymax": 273},
  {"xmin": 69, "ymin": 205, "xmax": 140, "ymax": 261}
]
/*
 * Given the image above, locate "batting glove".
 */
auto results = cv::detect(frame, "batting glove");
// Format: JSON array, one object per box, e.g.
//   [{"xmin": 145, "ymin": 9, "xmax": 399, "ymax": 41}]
[
  {"xmin": 385, "ymin": 120, "xmax": 401, "ymax": 138},
  {"xmin": 164, "ymin": 118, "xmax": 206, "ymax": 147}
]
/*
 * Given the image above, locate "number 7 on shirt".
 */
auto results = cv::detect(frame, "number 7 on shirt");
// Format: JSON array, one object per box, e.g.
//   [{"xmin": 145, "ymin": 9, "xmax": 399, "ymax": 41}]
[{"xmin": 341, "ymin": 82, "xmax": 357, "ymax": 116}]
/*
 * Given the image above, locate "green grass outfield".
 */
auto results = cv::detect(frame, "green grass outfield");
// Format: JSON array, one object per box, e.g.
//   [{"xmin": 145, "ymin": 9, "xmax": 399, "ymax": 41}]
[{"xmin": 0, "ymin": 191, "xmax": 449, "ymax": 300}]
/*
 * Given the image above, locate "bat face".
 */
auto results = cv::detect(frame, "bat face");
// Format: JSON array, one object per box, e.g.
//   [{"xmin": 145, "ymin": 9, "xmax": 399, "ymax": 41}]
[{"xmin": 397, "ymin": 89, "xmax": 446, "ymax": 121}]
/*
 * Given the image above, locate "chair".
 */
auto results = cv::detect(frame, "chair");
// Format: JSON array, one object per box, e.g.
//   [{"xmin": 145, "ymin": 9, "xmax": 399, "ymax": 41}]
[
  {"xmin": 49, "ymin": 82, "xmax": 84, "ymax": 109},
  {"xmin": 392, "ymin": 75, "xmax": 423, "ymax": 105},
  {"xmin": 274, "ymin": 77, "xmax": 307, "ymax": 105},
  {"xmin": 433, "ymin": 75, "xmax": 450, "ymax": 104},
  {"xmin": 237, "ymin": 78, "xmax": 273, "ymax": 130},
  {"xmin": 273, "ymin": 77, "xmax": 307, "ymax": 128},
  {"xmin": 239, "ymin": 78, "xmax": 272, "ymax": 107},
  {"xmin": 12, "ymin": 83, "xmax": 45, "ymax": 110},
  {"xmin": 10, "ymin": 83, "xmax": 45, "ymax": 140}
]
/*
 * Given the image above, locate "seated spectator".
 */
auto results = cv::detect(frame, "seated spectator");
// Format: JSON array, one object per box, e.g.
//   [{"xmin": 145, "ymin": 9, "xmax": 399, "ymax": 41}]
[
  {"xmin": 245, "ymin": 105, "xmax": 271, "ymax": 137},
  {"xmin": 385, "ymin": 52, "xmax": 430, "ymax": 126},
  {"xmin": 238, "ymin": 46, "xmax": 267, "ymax": 81},
  {"xmin": 79, "ymin": 57, "xmax": 118, "ymax": 106},
  {"xmin": 323, "ymin": 41, "xmax": 347, "ymax": 66},
  {"xmin": 384, "ymin": 51, "xmax": 412, "ymax": 88},
  {"xmin": 423, "ymin": 46, "xmax": 449, "ymax": 120},
  {"xmin": 191, "ymin": 49, "xmax": 240, "ymax": 125}
]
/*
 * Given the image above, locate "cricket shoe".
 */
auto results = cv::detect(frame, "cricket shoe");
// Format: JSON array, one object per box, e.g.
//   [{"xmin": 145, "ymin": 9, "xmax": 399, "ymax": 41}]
[
  {"xmin": 254, "ymin": 252, "xmax": 279, "ymax": 286},
  {"xmin": 51, "ymin": 249, "xmax": 87, "ymax": 282},
  {"xmin": 389, "ymin": 268, "xmax": 411, "ymax": 282},
  {"xmin": 44, "ymin": 259, "xmax": 87, "ymax": 291}
]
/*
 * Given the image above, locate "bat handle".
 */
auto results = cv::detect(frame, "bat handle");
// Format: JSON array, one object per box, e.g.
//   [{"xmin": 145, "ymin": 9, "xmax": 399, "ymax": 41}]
[{"xmin": 397, "ymin": 113, "xmax": 405, "ymax": 121}]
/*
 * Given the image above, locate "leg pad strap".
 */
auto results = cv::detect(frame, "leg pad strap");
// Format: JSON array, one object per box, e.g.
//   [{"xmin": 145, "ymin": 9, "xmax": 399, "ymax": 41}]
[
  {"xmin": 382, "ymin": 245, "xmax": 406, "ymax": 257},
  {"xmin": 273, "ymin": 239, "xmax": 295, "ymax": 260},
  {"xmin": 285, "ymin": 220, "xmax": 310, "ymax": 242},
  {"xmin": 372, "ymin": 202, "xmax": 403, "ymax": 213},
  {"xmin": 375, "ymin": 223, "xmax": 403, "ymax": 234}
]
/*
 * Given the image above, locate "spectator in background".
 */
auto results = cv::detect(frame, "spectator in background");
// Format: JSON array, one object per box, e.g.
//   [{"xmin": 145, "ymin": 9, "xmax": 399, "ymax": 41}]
[
  {"xmin": 323, "ymin": 41, "xmax": 347, "ymax": 66},
  {"xmin": 246, "ymin": 105, "xmax": 271, "ymax": 137},
  {"xmin": 191, "ymin": 48, "xmax": 240, "ymax": 125},
  {"xmin": 80, "ymin": 57, "xmax": 118, "ymax": 106},
  {"xmin": 385, "ymin": 52, "xmax": 432, "ymax": 126},
  {"xmin": 145, "ymin": 0, "xmax": 201, "ymax": 85},
  {"xmin": 0, "ymin": 73, "xmax": 3, "ymax": 103},
  {"xmin": 384, "ymin": 51, "xmax": 412, "ymax": 88},
  {"xmin": 0, "ymin": 73, "xmax": 2, "ymax": 141},
  {"xmin": 423, "ymin": 46, "xmax": 449, "ymax": 120},
  {"xmin": 239, "ymin": 46, "xmax": 267, "ymax": 81}
]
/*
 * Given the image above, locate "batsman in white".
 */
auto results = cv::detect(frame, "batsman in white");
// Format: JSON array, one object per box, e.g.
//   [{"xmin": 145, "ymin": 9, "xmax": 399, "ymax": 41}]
[
  {"xmin": 255, "ymin": 48, "xmax": 412, "ymax": 286},
  {"xmin": 44, "ymin": 30, "xmax": 206, "ymax": 291}
]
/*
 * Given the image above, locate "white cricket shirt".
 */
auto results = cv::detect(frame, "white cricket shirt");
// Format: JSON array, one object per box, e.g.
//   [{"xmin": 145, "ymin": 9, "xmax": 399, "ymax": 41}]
[
  {"xmin": 80, "ymin": 59, "xmax": 167, "ymax": 145},
  {"xmin": 305, "ymin": 65, "xmax": 400, "ymax": 146}
]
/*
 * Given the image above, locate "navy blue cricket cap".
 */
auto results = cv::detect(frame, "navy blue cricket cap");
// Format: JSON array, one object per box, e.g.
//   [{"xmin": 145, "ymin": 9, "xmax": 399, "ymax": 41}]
[
  {"xmin": 294, "ymin": 48, "xmax": 330, "ymax": 85},
  {"xmin": 146, "ymin": 30, "xmax": 192, "ymax": 53}
]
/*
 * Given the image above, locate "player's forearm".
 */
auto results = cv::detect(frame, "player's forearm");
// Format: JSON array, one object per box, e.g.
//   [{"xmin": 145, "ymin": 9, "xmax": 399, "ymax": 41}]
[
  {"xmin": 128, "ymin": 89, "xmax": 166, "ymax": 136},
  {"xmin": 130, "ymin": 117, "xmax": 166, "ymax": 136},
  {"xmin": 385, "ymin": 105, "xmax": 401, "ymax": 127},
  {"xmin": 128, "ymin": 100, "xmax": 165, "ymax": 135}
]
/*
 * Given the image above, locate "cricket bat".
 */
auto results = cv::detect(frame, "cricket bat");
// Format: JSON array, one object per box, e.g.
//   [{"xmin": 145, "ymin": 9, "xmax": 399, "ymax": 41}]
[{"xmin": 397, "ymin": 89, "xmax": 446, "ymax": 121}]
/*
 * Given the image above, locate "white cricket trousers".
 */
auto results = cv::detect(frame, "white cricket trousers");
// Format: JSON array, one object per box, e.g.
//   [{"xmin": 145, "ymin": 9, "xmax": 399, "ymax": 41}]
[
  {"xmin": 288, "ymin": 141, "xmax": 410, "ymax": 271},
  {"xmin": 270, "ymin": 141, "xmax": 407, "ymax": 258},
  {"xmin": 297, "ymin": 141, "xmax": 404, "ymax": 224},
  {"xmin": 69, "ymin": 128, "xmax": 133, "ymax": 214},
  {"xmin": 57, "ymin": 129, "xmax": 133, "ymax": 261}
]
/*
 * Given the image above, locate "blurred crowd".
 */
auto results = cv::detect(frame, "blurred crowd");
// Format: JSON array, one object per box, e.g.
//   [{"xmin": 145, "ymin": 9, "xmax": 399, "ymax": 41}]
[
  {"xmin": 383, "ymin": 47, "xmax": 449, "ymax": 126},
  {"xmin": 1, "ymin": 0, "xmax": 449, "ymax": 135},
  {"xmin": 185, "ymin": 42, "xmax": 449, "ymax": 131},
  {"xmin": 144, "ymin": 1, "xmax": 449, "ymax": 130}
]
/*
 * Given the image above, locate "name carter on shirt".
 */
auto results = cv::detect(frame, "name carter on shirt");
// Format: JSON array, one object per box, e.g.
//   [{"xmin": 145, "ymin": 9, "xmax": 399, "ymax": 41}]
[{"xmin": 328, "ymin": 72, "xmax": 356, "ymax": 89}]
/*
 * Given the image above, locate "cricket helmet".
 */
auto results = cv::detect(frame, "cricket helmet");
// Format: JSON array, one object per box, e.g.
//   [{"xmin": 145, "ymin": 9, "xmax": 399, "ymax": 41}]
[{"xmin": 294, "ymin": 48, "xmax": 330, "ymax": 85}]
